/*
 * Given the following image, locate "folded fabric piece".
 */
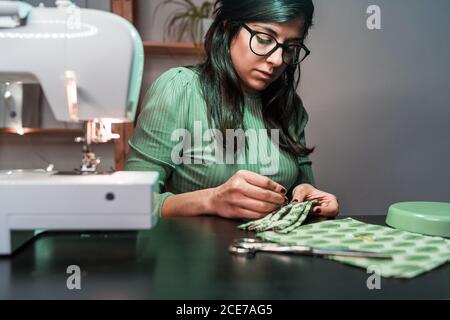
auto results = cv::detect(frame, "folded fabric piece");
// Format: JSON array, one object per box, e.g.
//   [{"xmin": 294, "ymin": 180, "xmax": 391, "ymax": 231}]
[
  {"xmin": 238, "ymin": 200, "xmax": 318, "ymax": 233},
  {"xmin": 257, "ymin": 217, "xmax": 450, "ymax": 279}
]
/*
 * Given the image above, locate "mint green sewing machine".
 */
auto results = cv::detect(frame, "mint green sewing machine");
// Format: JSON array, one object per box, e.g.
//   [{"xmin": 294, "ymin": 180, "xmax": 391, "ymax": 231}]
[{"xmin": 0, "ymin": 1, "xmax": 158, "ymax": 255}]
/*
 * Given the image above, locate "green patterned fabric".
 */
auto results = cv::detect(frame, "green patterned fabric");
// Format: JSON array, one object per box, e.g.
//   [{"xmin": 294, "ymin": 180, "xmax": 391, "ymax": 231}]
[
  {"xmin": 238, "ymin": 200, "xmax": 318, "ymax": 233},
  {"xmin": 257, "ymin": 217, "xmax": 450, "ymax": 279}
]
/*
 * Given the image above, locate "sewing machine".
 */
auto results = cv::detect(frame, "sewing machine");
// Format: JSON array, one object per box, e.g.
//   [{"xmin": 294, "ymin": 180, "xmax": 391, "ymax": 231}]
[{"xmin": 0, "ymin": 1, "xmax": 158, "ymax": 255}]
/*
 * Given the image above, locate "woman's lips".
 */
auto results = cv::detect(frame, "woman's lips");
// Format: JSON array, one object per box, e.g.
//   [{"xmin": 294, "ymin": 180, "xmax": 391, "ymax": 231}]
[{"xmin": 255, "ymin": 70, "xmax": 274, "ymax": 80}]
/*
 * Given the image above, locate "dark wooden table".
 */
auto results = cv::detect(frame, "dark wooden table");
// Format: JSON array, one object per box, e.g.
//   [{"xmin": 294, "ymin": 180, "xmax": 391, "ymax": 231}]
[{"xmin": 1, "ymin": 215, "xmax": 449, "ymax": 299}]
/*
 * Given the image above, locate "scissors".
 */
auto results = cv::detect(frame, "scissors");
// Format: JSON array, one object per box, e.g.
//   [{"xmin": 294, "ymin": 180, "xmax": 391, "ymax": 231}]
[{"xmin": 229, "ymin": 238, "xmax": 392, "ymax": 259}]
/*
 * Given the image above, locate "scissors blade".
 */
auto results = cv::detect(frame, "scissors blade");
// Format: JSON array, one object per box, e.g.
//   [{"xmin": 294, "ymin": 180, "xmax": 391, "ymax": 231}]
[
  {"xmin": 231, "ymin": 239, "xmax": 392, "ymax": 259},
  {"xmin": 311, "ymin": 248, "xmax": 392, "ymax": 259}
]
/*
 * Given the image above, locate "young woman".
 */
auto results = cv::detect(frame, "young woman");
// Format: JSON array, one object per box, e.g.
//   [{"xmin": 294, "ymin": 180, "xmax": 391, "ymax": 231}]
[{"xmin": 126, "ymin": 0, "xmax": 339, "ymax": 219}]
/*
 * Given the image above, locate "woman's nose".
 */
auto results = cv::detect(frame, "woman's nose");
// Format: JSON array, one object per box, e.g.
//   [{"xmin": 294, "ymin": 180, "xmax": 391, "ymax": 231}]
[{"xmin": 266, "ymin": 47, "xmax": 284, "ymax": 67}]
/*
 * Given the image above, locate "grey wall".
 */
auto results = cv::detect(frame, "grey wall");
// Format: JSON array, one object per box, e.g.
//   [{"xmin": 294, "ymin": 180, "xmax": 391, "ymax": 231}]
[
  {"xmin": 138, "ymin": 0, "xmax": 450, "ymax": 215},
  {"xmin": 139, "ymin": 0, "xmax": 206, "ymax": 42},
  {"xmin": 301, "ymin": 0, "xmax": 450, "ymax": 214},
  {"xmin": 137, "ymin": 0, "xmax": 203, "ymax": 91}
]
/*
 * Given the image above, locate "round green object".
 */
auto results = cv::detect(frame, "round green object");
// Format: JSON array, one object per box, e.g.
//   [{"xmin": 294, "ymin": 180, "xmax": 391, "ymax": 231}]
[{"xmin": 386, "ymin": 202, "xmax": 450, "ymax": 238}]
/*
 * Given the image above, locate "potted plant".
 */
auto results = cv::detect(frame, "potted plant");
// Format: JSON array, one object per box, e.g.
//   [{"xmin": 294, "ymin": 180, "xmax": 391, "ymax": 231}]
[{"xmin": 153, "ymin": 0, "xmax": 215, "ymax": 46}]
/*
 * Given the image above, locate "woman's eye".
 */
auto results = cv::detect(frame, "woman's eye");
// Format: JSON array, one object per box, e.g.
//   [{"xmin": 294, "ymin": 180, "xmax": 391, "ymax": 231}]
[
  {"xmin": 256, "ymin": 35, "xmax": 273, "ymax": 45},
  {"xmin": 286, "ymin": 47, "xmax": 296, "ymax": 55},
  {"xmin": 286, "ymin": 46, "xmax": 300, "ymax": 55}
]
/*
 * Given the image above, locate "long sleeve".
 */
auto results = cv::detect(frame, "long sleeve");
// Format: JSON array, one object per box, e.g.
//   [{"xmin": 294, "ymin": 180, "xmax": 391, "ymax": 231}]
[{"xmin": 125, "ymin": 68, "xmax": 194, "ymax": 217}]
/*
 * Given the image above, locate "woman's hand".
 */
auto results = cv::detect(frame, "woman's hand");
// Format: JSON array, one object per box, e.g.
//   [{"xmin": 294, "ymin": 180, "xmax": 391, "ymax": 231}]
[
  {"xmin": 206, "ymin": 170, "xmax": 288, "ymax": 219},
  {"xmin": 292, "ymin": 184, "xmax": 339, "ymax": 218}
]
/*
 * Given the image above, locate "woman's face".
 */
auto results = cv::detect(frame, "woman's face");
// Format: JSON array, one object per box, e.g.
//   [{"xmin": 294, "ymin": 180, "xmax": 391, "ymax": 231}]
[{"xmin": 230, "ymin": 17, "xmax": 305, "ymax": 94}]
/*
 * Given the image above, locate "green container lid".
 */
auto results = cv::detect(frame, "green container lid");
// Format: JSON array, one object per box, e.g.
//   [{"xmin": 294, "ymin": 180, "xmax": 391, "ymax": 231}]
[{"xmin": 386, "ymin": 202, "xmax": 450, "ymax": 238}]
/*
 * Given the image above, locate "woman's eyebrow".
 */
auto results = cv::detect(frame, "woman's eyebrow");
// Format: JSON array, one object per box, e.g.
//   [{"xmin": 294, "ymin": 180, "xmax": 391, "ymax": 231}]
[{"xmin": 254, "ymin": 24, "xmax": 303, "ymax": 41}]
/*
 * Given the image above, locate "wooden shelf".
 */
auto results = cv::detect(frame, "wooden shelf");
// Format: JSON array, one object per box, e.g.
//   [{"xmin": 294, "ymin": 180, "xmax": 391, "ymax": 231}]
[
  {"xmin": 144, "ymin": 41, "xmax": 205, "ymax": 56},
  {"xmin": 0, "ymin": 128, "xmax": 83, "ymax": 135}
]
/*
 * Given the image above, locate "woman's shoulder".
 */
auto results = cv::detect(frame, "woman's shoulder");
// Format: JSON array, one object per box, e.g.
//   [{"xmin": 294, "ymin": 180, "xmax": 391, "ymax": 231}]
[
  {"xmin": 141, "ymin": 66, "xmax": 203, "ymax": 113},
  {"xmin": 154, "ymin": 66, "xmax": 200, "ymax": 88}
]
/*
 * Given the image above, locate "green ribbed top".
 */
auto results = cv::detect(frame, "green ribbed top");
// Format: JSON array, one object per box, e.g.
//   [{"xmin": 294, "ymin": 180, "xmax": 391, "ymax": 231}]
[{"xmin": 125, "ymin": 67, "xmax": 315, "ymax": 216}]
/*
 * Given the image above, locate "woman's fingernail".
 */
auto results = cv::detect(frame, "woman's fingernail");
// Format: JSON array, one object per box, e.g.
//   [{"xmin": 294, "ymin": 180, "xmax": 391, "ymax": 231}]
[
  {"xmin": 281, "ymin": 188, "xmax": 287, "ymax": 195},
  {"xmin": 315, "ymin": 208, "xmax": 322, "ymax": 214},
  {"xmin": 284, "ymin": 196, "xmax": 289, "ymax": 203},
  {"xmin": 292, "ymin": 199, "xmax": 299, "ymax": 204}
]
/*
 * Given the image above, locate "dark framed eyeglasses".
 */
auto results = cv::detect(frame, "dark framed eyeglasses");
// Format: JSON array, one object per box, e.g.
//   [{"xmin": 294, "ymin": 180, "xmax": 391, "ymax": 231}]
[{"xmin": 241, "ymin": 24, "xmax": 311, "ymax": 66}]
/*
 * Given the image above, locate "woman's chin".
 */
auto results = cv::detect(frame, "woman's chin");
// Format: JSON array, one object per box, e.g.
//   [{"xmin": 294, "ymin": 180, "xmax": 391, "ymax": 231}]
[{"xmin": 246, "ymin": 78, "xmax": 271, "ymax": 92}]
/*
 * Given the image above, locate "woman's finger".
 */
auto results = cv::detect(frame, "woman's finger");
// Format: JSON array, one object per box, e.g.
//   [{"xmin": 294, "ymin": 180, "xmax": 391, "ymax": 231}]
[
  {"xmin": 235, "ymin": 207, "xmax": 269, "ymax": 220},
  {"xmin": 305, "ymin": 191, "xmax": 328, "ymax": 200},
  {"xmin": 241, "ymin": 183, "xmax": 286, "ymax": 206},
  {"xmin": 313, "ymin": 199, "xmax": 339, "ymax": 217},
  {"xmin": 292, "ymin": 186, "xmax": 315, "ymax": 203},
  {"xmin": 312, "ymin": 206, "xmax": 322, "ymax": 214},
  {"xmin": 236, "ymin": 196, "xmax": 281, "ymax": 214},
  {"xmin": 239, "ymin": 170, "xmax": 286, "ymax": 194},
  {"xmin": 321, "ymin": 206, "xmax": 339, "ymax": 217}
]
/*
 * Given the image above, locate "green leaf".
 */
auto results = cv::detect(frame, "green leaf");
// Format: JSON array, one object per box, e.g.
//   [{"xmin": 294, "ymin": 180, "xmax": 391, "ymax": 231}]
[{"xmin": 156, "ymin": 0, "xmax": 214, "ymax": 43}]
